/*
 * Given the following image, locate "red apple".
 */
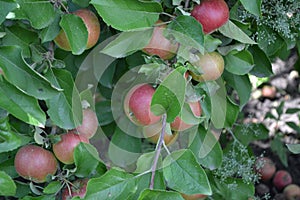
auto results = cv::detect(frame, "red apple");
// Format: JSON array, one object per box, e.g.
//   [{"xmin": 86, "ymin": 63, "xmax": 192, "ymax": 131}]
[
  {"xmin": 283, "ymin": 184, "xmax": 300, "ymax": 200},
  {"xmin": 124, "ymin": 84, "xmax": 161, "ymax": 126},
  {"xmin": 254, "ymin": 157, "xmax": 276, "ymax": 181},
  {"xmin": 273, "ymin": 170, "xmax": 292, "ymax": 190},
  {"xmin": 189, "ymin": 51, "xmax": 224, "ymax": 82},
  {"xmin": 54, "ymin": 9, "xmax": 100, "ymax": 51},
  {"xmin": 181, "ymin": 193, "xmax": 207, "ymax": 200},
  {"xmin": 14, "ymin": 145, "xmax": 57, "ymax": 183},
  {"xmin": 75, "ymin": 108, "xmax": 98, "ymax": 139},
  {"xmin": 53, "ymin": 131, "xmax": 89, "ymax": 164},
  {"xmin": 191, "ymin": 0, "xmax": 229, "ymax": 34},
  {"xmin": 171, "ymin": 101, "xmax": 202, "ymax": 131},
  {"xmin": 61, "ymin": 179, "xmax": 88, "ymax": 200},
  {"xmin": 143, "ymin": 121, "xmax": 178, "ymax": 146},
  {"xmin": 143, "ymin": 20, "xmax": 179, "ymax": 60}
]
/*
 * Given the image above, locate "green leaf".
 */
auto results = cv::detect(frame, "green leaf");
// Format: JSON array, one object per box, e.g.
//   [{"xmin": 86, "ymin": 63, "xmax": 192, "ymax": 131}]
[
  {"xmin": 0, "ymin": 171, "xmax": 16, "ymax": 196},
  {"xmin": 218, "ymin": 20, "xmax": 256, "ymax": 44},
  {"xmin": 249, "ymin": 45, "xmax": 273, "ymax": 77},
  {"xmin": 135, "ymin": 152, "xmax": 162, "ymax": 173},
  {"xmin": 74, "ymin": 143, "xmax": 101, "ymax": 177},
  {"xmin": 0, "ymin": 46, "xmax": 61, "ymax": 99},
  {"xmin": 133, "ymin": 172, "xmax": 165, "ymax": 200},
  {"xmin": 286, "ymin": 144, "xmax": 300, "ymax": 154},
  {"xmin": 223, "ymin": 72, "xmax": 252, "ymax": 108},
  {"xmin": 189, "ymin": 126, "xmax": 223, "ymax": 170},
  {"xmin": 0, "ymin": 0, "xmax": 17, "ymax": 24},
  {"xmin": 224, "ymin": 50, "xmax": 254, "ymax": 75},
  {"xmin": 15, "ymin": 0, "xmax": 56, "ymax": 29},
  {"xmin": 239, "ymin": 0, "xmax": 261, "ymax": 16},
  {"xmin": 72, "ymin": 0, "xmax": 90, "ymax": 7},
  {"xmin": 91, "ymin": 0, "xmax": 162, "ymax": 31},
  {"xmin": 39, "ymin": 13, "xmax": 61, "ymax": 43},
  {"xmin": 59, "ymin": 14, "xmax": 88, "ymax": 55},
  {"xmin": 224, "ymin": 97, "xmax": 239, "ymax": 128},
  {"xmin": 95, "ymin": 101, "xmax": 113, "ymax": 126},
  {"xmin": 45, "ymin": 68, "xmax": 82, "ymax": 129},
  {"xmin": 43, "ymin": 181, "xmax": 62, "ymax": 194},
  {"xmin": 0, "ymin": 78, "xmax": 46, "ymax": 127},
  {"xmin": 204, "ymin": 35, "xmax": 222, "ymax": 52},
  {"xmin": 101, "ymin": 29, "xmax": 153, "ymax": 58},
  {"xmin": 82, "ymin": 168, "xmax": 136, "ymax": 200},
  {"xmin": 271, "ymin": 137, "xmax": 288, "ymax": 167},
  {"xmin": 210, "ymin": 177, "xmax": 255, "ymax": 199},
  {"xmin": 3, "ymin": 25, "xmax": 39, "ymax": 58},
  {"xmin": 163, "ymin": 149, "xmax": 212, "ymax": 195},
  {"xmin": 257, "ymin": 25, "xmax": 285, "ymax": 56},
  {"xmin": 0, "ymin": 130, "xmax": 29, "ymax": 153},
  {"xmin": 108, "ymin": 127, "xmax": 142, "ymax": 168},
  {"xmin": 138, "ymin": 189, "xmax": 184, "ymax": 200},
  {"xmin": 151, "ymin": 67, "xmax": 186, "ymax": 123},
  {"xmin": 168, "ymin": 15, "xmax": 205, "ymax": 54},
  {"xmin": 286, "ymin": 122, "xmax": 300, "ymax": 133}
]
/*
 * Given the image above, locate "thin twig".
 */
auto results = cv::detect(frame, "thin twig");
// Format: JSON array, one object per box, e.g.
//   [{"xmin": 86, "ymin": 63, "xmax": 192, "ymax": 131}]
[
  {"xmin": 149, "ymin": 114, "xmax": 167, "ymax": 190},
  {"xmin": 184, "ymin": 0, "xmax": 191, "ymax": 9}
]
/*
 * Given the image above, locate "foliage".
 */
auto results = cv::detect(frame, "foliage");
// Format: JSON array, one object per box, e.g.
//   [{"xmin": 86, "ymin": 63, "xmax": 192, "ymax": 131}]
[{"xmin": 0, "ymin": 0, "xmax": 299, "ymax": 199}]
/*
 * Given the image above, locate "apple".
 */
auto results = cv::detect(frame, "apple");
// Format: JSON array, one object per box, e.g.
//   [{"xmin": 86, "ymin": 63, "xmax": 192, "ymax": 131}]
[
  {"xmin": 254, "ymin": 157, "xmax": 276, "ymax": 181},
  {"xmin": 255, "ymin": 183, "xmax": 270, "ymax": 197},
  {"xmin": 261, "ymin": 85, "xmax": 276, "ymax": 99},
  {"xmin": 189, "ymin": 52, "xmax": 224, "ymax": 82},
  {"xmin": 54, "ymin": 9, "xmax": 100, "ymax": 51},
  {"xmin": 191, "ymin": 0, "xmax": 229, "ymax": 34},
  {"xmin": 53, "ymin": 131, "xmax": 89, "ymax": 164},
  {"xmin": 14, "ymin": 145, "xmax": 57, "ymax": 183},
  {"xmin": 143, "ymin": 121, "xmax": 178, "ymax": 146},
  {"xmin": 181, "ymin": 193, "xmax": 207, "ymax": 200},
  {"xmin": 283, "ymin": 184, "xmax": 300, "ymax": 200},
  {"xmin": 171, "ymin": 101, "xmax": 202, "ymax": 131},
  {"xmin": 124, "ymin": 84, "xmax": 161, "ymax": 126},
  {"xmin": 273, "ymin": 170, "xmax": 292, "ymax": 190},
  {"xmin": 75, "ymin": 108, "xmax": 98, "ymax": 139},
  {"xmin": 142, "ymin": 20, "xmax": 179, "ymax": 60},
  {"xmin": 61, "ymin": 179, "xmax": 88, "ymax": 200}
]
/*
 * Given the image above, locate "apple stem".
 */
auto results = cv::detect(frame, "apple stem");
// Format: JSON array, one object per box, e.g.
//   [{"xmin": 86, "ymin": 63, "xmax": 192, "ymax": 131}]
[
  {"xmin": 162, "ymin": 142, "xmax": 171, "ymax": 155},
  {"xmin": 149, "ymin": 114, "xmax": 167, "ymax": 190},
  {"xmin": 184, "ymin": 0, "xmax": 191, "ymax": 9}
]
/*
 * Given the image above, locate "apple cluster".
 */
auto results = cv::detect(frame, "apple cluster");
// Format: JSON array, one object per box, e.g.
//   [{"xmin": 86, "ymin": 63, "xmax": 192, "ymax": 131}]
[
  {"xmin": 123, "ymin": 83, "xmax": 202, "ymax": 146},
  {"xmin": 14, "ymin": 108, "xmax": 98, "ymax": 183},
  {"xmin": 254, "ymin": 157, "xmax": 300, "ymax": 199}
]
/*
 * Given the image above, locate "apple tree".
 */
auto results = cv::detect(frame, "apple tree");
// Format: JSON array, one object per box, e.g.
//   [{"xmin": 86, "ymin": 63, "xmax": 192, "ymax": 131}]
[{"xmin": 0, "ymin": 0, "xmax": 299, "ymax": 199}]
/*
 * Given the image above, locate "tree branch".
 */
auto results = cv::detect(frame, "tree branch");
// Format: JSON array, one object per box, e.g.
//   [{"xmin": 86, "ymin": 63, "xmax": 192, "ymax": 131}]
[{"xmin": 149, "ymin": 114, "xmax": 167, "ymax": 190}]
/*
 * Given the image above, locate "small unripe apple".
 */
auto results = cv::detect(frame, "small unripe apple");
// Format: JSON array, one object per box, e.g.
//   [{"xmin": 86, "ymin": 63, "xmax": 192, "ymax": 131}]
[
  {"xmin": 191, "ymin": 0, "xmax": 229, "ymax": 34},
  {"xmin": 61, "ymin": 179, "xmax": 88, "ymax": 200},
  {"xmin": 283, "ymin": 184, "xmax": 300, "ymax": 200},
  {"xmin": 181, "ymin": 193, "xmax": 207, "ymax": 200},
  {"xmin": 54, "ymin": 9, "xmax": 100, "ymax": 51},
  {"xmin": 53, "ymin": 131, "xmax": 89, "ymax": 164},
  {"xmin": 75, "ymin": 108, "xmax": 98, "ymax": 139},
  {"xmin": 171, "ymin": 101, "xmax": 202, "ymax": 131},
  {"xmin": 254, "ymin": 157, "xmax": 276, "ymax": 181},
  {"xmin": 143, "ymin": 20, "xmax": 179, "ymax": 60},
  {"xmin": 189, "ymin": 52, "xmax": 224, "ymax": 82},
  {"xmin": 143, "ymin": 121, "xmax": 178, "ymax": 146},
  {"xmin": 124, "ymin": 84, "xmax": 161, "ymax": 126},
  {"xmin": 14, "ymin": 145, "xmax": 57, "ymax": 183},
  {"xmin": 273, "ymin": 170, "xmax": 292, "ymax": 190}
]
